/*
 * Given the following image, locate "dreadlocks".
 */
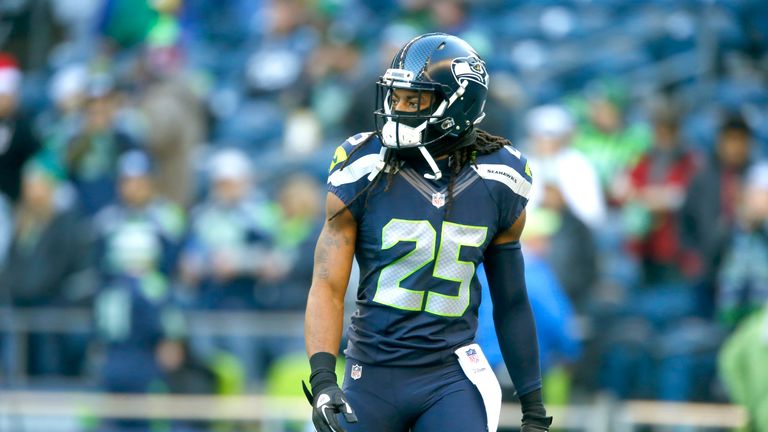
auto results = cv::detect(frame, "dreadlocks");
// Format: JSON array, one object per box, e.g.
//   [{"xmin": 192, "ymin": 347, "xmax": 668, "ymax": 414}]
[{"xmin": 329, "ymin": 128, "xmax": 511, "ymax": 221}]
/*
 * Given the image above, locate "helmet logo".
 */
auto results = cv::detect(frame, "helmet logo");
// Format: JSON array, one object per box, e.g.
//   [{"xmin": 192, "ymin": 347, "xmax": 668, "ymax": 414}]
[{"xmin": 451, "ymin": 56, "xmax": 488, "ymax": 88}]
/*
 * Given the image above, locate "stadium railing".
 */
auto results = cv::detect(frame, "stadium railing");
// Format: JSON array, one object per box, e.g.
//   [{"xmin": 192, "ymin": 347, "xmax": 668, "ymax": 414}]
[
  {"xmin": 0, "ymin": 307, "xmax": 749, "ymax": 430},
  {"xmin": 0, "ymin": 391, "xmax": 748, "ymax": 430}
]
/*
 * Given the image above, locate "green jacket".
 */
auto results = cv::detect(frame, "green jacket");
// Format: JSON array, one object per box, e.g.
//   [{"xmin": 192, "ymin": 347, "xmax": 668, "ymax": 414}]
[{"xmin": 719, "ymin": 307, "xmax": 768, "ymax": 431}]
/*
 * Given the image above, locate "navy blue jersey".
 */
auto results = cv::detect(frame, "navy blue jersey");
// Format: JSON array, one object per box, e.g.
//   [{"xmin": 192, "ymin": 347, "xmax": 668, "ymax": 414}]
[{"xmin": 328, "ymin": 133, "xmax": 532, "ymax": 366}]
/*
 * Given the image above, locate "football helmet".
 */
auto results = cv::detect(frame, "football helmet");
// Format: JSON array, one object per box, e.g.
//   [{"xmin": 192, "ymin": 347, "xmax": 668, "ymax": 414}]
[{"xmin": 374, "ymin": 33, "xmax": 489, "ymax": 179}]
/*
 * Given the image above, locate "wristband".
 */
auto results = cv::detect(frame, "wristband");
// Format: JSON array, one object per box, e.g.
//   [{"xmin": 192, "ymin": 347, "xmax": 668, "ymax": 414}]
[
  {"xmin": 520, "ymin": 388, "xmax": 547, "ymax": 419},
  {"xmin": 309, "ymin": 352, "xmax": 338, "ymax": 393}
]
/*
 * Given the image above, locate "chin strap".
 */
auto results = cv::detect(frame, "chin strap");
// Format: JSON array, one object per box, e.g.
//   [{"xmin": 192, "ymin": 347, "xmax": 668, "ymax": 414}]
[
  {"xmin": 419, "ymin": 146, "xmax": 442, "ymax": 180},
  {"xmin": 368, "ymin": 146, "xmax": 393, "ymax": 181}
]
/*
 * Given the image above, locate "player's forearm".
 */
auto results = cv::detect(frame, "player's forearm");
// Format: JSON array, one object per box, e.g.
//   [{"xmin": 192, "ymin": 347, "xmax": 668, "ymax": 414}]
[
  {"xmin": 305, "ymin": 282, "xmax": 346, "ymax": 356},
  {"xmin": 484, "ymin": 241, "xmax": 543, "ymax": 397},
  {"xmin": 493, "ymin": 296, "xmax": 542, "ymax": 396},
  {"xmin": 305, "ymin": 196, "xmax": 356, "ymax": 356}
]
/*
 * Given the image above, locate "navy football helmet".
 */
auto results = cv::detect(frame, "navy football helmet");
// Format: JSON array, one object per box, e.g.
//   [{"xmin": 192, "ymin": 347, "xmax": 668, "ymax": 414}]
[{"xmin": 374, "ymin": 33, "xmax": 489, "ymax": 179}]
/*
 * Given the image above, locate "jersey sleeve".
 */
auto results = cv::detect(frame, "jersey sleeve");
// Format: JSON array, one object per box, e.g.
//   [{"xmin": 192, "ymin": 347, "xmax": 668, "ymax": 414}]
[
  {"xmin": 326, "ymin": 132, "xmax": 381, "ymax": 220},
  {"xmin": 473, "ymin": 145, "xmax": 533, "ymax": 232}
]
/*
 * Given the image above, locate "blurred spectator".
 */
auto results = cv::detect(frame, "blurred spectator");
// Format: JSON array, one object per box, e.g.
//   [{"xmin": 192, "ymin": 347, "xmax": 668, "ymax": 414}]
[
  {"xmin": 180, "ymin": 148, "xmax": 285, "ymax": 310},
  {"xmin": 617, "ymin": 99, "xmax": 699, "ymax": 284},
  {"xmin": 0, "ymin": 160, "xmax": 93, "ymax": 375},
  {"xmin": 261, "ymin": 173, "xmax": 322, "ymax": 310},
  {"xmin": 36, "ymin": 63, "xmax": 88, "ymax": 168},
  {"xmin": 718, "ymin": 304, "xmax": 768, "ymax": 431},
  {"xmin": 525, "ymin": 104, "xmax": 606, "ymax": 229},
  {"xmin": 138, "ymin": 71, "xmax": 205, "ymax": 207},
  {"xmin": 0, "ymin": 53, "xmax": 41, "ymax": 203},
  {"xmin": 713, "ymin": 162, "xmax": 768, "ymax": 328},
  {"xmin": 572, "ymin": 90, "xmax": 651, "ymax": 195},
  {"xmin": 429, "ymin": 0, "xmax": 470, "ymax": 35},
  {"xmin": 94, "ymin": 150, "xmax": 186, "ymax": 278},
  {"xmin": 180, "ymin": 148, "xmax": 286, "ymax": 381},
  {"xmin": 65, "ymin": 76, "xmax": 137, "ymax": 215},
  {"xmin": 156, "ymin": 338, "xmax": 218, "ymax": 431},
  {"xmin": 93, "ymin": 226, "xmax": 184, "ymax": 432},
  {"xmin": 307, "ymin": 38, "xmax": 364, "ymax": 141},
  {"xmin": 94, "ymin": 217, "xmax": 184, "ymax": 394},
  {"xmin": 157, "ymin": 338, "xmax": 216, "ymax": 394},
  {"xmin": 245, "ymin": 0, "xmax": 317, "ymax": 97},
  {"xmin": 539, "ymin": 183, "xmax": 598, "ymax": 311},
  {"xmin": 680, "ymin": 115, "xmax": 755, "ymax": 314}
]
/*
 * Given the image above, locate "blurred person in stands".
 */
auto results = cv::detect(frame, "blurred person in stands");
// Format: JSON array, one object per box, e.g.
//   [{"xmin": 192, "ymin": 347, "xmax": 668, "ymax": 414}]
[
  {"xmin": 180, "ymin": 148, "xmax": 286, "ymax": 382},
  {"xmin": 713, "ymin": 162, "xmax": 768, "ymax": 328},
  {"xmin": 526, "ymin": 104, "xmax": 606, "ymax": 229},
  {"xmin": 65, "ymin": 74, "xmax": 137, "ymax": 215},
  {"xmin": 155, "ymin": 338, "xmax": 219, "ymax": 431},
  {"xmin": 680, "ymin": 115, "xmax": 754, "ymax": 316},
  {"xmin": 0, "ymin": 160, "xmax": 94, "ymax": 376},
  {"xmin": 136, "ymin": 6, "xmax": 206, "ymax": 208},
  {"xmin": 307, "ymin": 36, "xmax": 364, "ymax": 142},
  {"xmin": 572, "ymin": 86, "xmax": 651, "ymax": 196},
  {"xmin": 429, "ymin": 0, "xmax": 470, "ymax": 35},
  {"xmin": 157, "ymin": 338, "xmax": 216, "ymax": 395},
  {"xmin": 239, "ymin": 173, "xmax": 326, "ymax": 391},
  {"xmin": 263, "ymin": 173, "xmax": 323, "ymax": 311},
  {"xmin": 538, "ymin": 182, "xmax": 598, "ymax": 313},
  {"xmin": 0, "ymin": 53, "xmax": 41, "ymax": 204},
  {"xmin": 718, "ymin": 302, "xmax": 768, "ymax": 431},
  {"xmin": 36, "ymin": 64, "xmax": 89, "ymax": 173},
  {"xmin": 94, "ymin": 216, "xmax": 184, "ymax": 431},
  {"xmin": 616, "ymin": 98, "xmax": 699, "ymax": 284},
  {"xmin": 93, "ymin": 150, "xmax": 185, "ymax": 279},
  {"xmin": 245, "ymin": 0, "xmax": 317, "ymax": 98}
]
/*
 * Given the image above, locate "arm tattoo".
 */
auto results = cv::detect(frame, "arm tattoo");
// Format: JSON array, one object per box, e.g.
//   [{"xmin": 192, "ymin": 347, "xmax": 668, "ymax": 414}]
[{"xmin": 314, "ymin": 218, "xmax": 352, "ymax": 281}]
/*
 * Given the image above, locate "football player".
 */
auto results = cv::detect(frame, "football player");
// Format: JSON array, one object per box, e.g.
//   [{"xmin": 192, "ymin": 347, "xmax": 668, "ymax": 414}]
[{"xmin": 303, "ymin": 33, "xmax": 552, "ymax": 432}]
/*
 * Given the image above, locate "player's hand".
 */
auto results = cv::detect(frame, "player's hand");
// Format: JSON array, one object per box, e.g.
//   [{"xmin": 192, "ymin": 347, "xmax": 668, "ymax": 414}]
[
  {"xmin": 302, "ymin": 380, "xmax": 357, "ymax": 432},
  {"xmin": 521, "ymin": 414, "xmax": 553, "ymax": 431}
]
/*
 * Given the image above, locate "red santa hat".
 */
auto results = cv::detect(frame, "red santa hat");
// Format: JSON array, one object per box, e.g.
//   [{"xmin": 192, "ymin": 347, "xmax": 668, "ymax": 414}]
[{"xmin": 0, "ymin": 53, "xmax": 21, "ymax": 96}]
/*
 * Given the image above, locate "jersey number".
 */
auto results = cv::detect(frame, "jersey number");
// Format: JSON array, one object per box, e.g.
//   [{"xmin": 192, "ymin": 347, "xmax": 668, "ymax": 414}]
[{"xmin": 373, "ymin": 219, "xmax": 487, "ymax": 317}]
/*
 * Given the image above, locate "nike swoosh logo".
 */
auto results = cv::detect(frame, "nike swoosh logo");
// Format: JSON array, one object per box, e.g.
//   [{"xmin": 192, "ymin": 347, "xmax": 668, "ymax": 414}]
[{"xmin": 321, "ymin": 406, "xmax": 338, "ymax": 432}]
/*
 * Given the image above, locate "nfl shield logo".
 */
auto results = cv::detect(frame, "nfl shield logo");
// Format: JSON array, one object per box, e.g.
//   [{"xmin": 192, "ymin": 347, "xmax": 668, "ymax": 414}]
[
  {"xmin": 351, "ymin": 364, "xmax": 363, "ymax": 380},
  {"xmin": 466, "ymin": 348, "xmax": 479, "ymax": 364},
  {"xmin": 431, "ymin": 192, "xmax": 446, "ymax": 208}
]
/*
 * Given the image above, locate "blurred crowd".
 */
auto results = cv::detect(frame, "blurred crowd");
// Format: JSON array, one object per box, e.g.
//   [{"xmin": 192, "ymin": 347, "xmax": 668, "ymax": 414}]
[{"xmin": 1, "ymin": 0, "xmax": 768, "ymax": 430}]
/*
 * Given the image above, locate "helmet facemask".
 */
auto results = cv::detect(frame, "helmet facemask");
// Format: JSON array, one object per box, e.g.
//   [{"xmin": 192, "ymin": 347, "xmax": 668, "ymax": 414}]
[{"xmin": 374, "ymin": 69, "xmax": 471, "ymax": 180}]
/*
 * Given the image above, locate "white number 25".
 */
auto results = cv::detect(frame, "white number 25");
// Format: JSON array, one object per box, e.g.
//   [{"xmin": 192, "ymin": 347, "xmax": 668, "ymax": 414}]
[{"xmin": 372, "ymin": 219, "xmax": 487, "ymax": 317}]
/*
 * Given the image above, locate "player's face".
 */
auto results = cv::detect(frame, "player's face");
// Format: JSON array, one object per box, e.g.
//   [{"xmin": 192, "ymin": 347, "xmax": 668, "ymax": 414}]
[{"xmin": 390, "ymin": 88, "xmax": 434, "ymax": 113}]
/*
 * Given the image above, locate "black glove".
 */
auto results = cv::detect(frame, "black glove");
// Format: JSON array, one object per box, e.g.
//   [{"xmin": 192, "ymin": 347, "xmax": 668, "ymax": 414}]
[
  {"xmin": 520, "ymin": 388, "xmax": 552, "ymax": 432},
  {"xmin": 521, "ymin": 414, "xmax": 553, "ymax": 431},
  {"xmin": 302, "ymin": 352, "xmax": 358, "ymax": 432}
]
